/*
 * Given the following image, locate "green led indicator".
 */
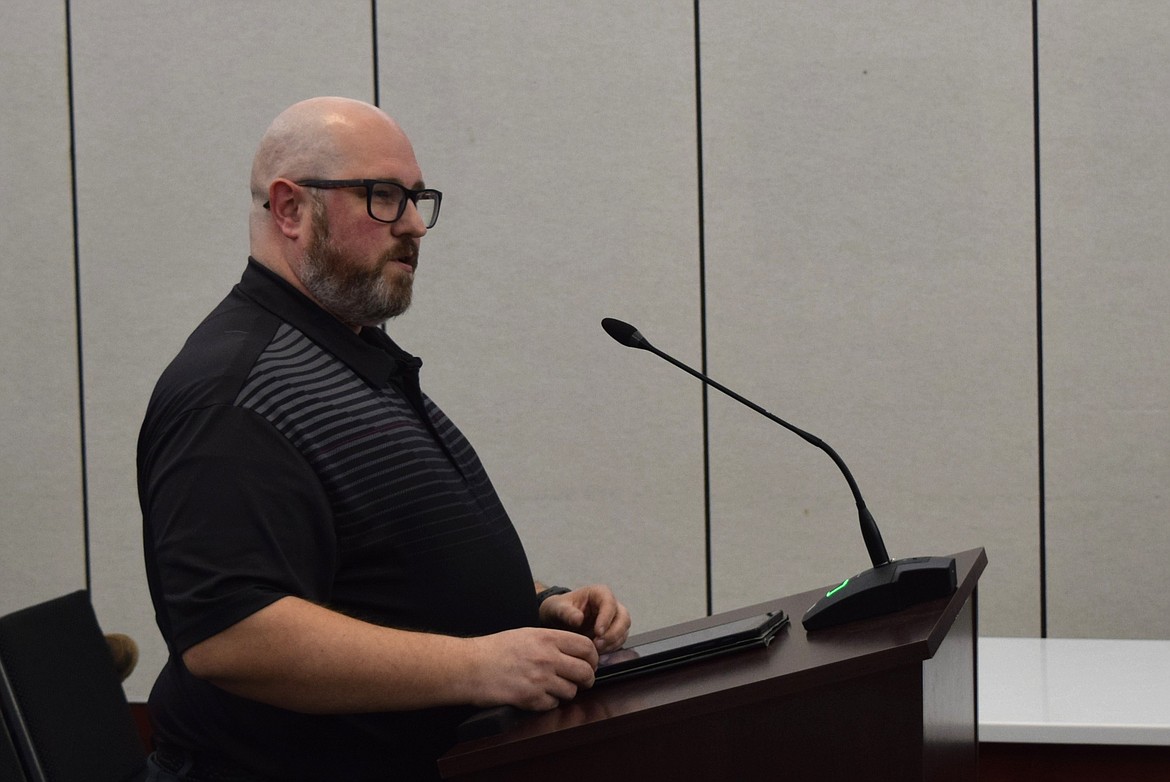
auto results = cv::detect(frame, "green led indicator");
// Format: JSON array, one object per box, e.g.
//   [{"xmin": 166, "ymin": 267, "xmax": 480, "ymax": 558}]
[{"xmin": 826, "ymin": 578, "xmax": 850, "ymax": 598}]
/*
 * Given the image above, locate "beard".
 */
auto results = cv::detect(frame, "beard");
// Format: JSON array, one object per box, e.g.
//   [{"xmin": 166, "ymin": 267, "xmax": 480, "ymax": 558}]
[{"xmin": 299, "ymin": 200, "xmax": 414, "ymax": 328}]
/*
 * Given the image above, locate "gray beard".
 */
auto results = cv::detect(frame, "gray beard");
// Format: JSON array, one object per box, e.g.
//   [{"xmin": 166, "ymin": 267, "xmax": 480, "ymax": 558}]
[{"xmin": 300, "ymin": 205, "xmax": 413, "ymax": 328}]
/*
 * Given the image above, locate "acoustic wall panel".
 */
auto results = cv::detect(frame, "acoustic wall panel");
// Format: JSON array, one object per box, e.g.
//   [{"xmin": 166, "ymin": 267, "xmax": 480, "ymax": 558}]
[
  {"xmin": 6, "ymin": 3, "xmax": 1166, "ymax": 705},
  {"xmin": 1040, "ymin": 1, "xmax": 1170, "ymax": 638},
  {"xmin": 0, "ymin": 1, "xmax": 87, "ymax": 614},
  {"xmin": 70, "ymin": 0, "xmax": 374, "ymax": 699},
  {"xmin": 701, "ymin": 2, "xmax": 1040, "ymax": 635},
  {"xmin": 379, "ymin": 2, "xmax": 708, "ymax": 630}
]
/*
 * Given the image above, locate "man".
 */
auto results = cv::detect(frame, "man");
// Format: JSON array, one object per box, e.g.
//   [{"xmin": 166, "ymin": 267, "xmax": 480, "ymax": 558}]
[{"xmin": 138, "ymin": 96, "xmax": 630, "ymax": 781}]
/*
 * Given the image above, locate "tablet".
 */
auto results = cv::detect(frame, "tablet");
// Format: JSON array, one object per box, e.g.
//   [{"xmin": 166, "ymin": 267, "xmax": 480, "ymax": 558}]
[
  {"xmin": 594, "ymin": 609, "xmax": 788, "ymax": 684},
  {"xmin": 454, "ymin": 610, "xmax": 789, "ymax": 741}
]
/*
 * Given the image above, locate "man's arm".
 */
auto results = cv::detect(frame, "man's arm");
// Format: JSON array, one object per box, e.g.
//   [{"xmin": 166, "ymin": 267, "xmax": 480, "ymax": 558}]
[{"xmin": 182, "ymin": 595, "xmax": 598, "ymax": 714}]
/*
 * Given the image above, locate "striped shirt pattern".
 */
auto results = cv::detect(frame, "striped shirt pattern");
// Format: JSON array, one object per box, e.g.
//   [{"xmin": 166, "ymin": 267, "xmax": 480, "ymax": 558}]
[{"xmin": 234, "ymin": 322, "xmax": 512, "ymax": 558}]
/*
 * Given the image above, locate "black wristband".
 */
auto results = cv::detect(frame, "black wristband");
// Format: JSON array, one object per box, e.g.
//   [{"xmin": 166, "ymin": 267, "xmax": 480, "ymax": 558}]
[{"xmin": 536, "ymin": 586, "xmax": 572, "ymax": 605}]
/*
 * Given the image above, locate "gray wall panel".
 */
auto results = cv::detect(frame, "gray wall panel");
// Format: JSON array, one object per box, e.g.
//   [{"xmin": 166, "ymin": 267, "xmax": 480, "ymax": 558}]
[
  {"xmin": 379, "ymin": 2, "xmax": 708, "ymax": 631},
  {"xmin": 701, "ymin": 2, "xmax": 1039, "ymax": 635},
  {"xmin": 0, "ymin": 1, "xmax": 87, "ymax": 615},
  {"xmin": 4, "ymin": 0, "xmax": 1169, "ymax": 710},
  {"xmin": 1041, "ymin": 1, "xmax": 1170, "ymax": 638},
  {"xmin": 70, "ymin": 0, "xmax": 374, "ymax": 699}
]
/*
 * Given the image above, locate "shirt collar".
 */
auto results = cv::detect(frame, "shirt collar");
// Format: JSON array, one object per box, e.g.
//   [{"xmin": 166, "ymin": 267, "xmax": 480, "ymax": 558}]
[{"xmin": 237, "ymin": 257, "xmax": 422, "ymax": 387}]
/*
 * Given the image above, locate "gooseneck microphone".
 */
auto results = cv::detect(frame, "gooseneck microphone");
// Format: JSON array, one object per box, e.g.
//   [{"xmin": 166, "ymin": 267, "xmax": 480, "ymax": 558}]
[
  {"xmin": 601, "ymin": 318, "xmax": 890, "ymax": 567},
  {"xmin": 601, "ymin": 317, "xmax": 956, "ymax": 630}
]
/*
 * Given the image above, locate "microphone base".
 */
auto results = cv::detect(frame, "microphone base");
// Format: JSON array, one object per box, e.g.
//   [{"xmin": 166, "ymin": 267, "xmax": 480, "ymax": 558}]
[{"xmin": 801, "ymin": 556, "xmax": 957, "ymax": 631}]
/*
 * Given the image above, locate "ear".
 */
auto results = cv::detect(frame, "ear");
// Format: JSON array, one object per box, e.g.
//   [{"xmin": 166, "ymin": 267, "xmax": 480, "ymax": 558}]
[{"xmin": 267, "ymin": 179, "xmax": 309, "ymax": 239}]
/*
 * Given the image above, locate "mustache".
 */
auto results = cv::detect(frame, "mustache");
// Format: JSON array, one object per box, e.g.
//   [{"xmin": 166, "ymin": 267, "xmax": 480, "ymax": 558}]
[{"xmin": 379, "ymin": 243, "xmax": 419, "ymax": 268}]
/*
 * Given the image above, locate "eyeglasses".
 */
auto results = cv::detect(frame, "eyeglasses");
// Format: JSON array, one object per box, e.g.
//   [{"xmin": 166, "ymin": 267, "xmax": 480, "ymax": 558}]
[{"xmin": 264, "ymin": 179, "xmax": 443, "ymax": 228}]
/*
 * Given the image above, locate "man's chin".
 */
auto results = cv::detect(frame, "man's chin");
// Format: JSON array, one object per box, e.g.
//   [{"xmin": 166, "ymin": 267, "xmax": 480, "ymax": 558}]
[{"xmin": 360, "ymin": 296, "xmax": 412, "ymax": 328}]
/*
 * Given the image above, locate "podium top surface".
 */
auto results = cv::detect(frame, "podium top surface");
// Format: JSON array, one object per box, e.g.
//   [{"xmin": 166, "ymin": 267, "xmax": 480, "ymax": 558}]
[{"xmin": 440, "ymin": 547, "xmax": 986, "ymax": 777}]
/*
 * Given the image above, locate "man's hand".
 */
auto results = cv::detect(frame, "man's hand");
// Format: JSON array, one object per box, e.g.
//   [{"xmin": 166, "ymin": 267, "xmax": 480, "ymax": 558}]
[
  {"xmin": 467, "ymin": 627, "xmax": 599, "ymax": 711},
  {"xmin": 538, "ymin": 584, "xmax": 631, "ymax": 654}
]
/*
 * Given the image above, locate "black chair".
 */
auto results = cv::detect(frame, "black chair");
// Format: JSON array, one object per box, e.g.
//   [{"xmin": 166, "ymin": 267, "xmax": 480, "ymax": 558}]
[
  {"xmin": 0, "ymin": 693, "xmax": 30, "ymax": 782},
  {"xmin": 0, "ymin": 591, "xmax": 147, "ymax": 782}
]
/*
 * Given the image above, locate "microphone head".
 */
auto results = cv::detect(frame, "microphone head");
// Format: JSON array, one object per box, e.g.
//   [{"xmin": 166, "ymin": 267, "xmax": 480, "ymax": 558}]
[{"xmin": 601, "ymin": 318, "xmax": 651, "ymax": 349}]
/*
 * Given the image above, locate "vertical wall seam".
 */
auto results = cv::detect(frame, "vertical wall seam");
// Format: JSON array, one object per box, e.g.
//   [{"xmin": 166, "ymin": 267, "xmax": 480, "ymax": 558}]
[
  {"xmin": 371, "ymin": 2, "xmax": 385, "ymax": 332},
  {"xmin": 370, "ymin": 0, "xmax": 381, "ymax": 107},
  {"xmin": 693, "ymin": 1, "xmax": 713, "ymax": 616},
  {"xmin": 64, "ymin": 0, "xmax": 92, "ymax": 594},
  {"xmin": 1032, "ymin": 0, "xmax": 1049, "ymax": 638}
]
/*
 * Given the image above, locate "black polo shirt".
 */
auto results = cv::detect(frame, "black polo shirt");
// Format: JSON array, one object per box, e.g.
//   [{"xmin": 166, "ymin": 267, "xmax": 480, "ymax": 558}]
[{"xmin": 138, "ymin": 258, "xmax": 539, "ymax": 780}]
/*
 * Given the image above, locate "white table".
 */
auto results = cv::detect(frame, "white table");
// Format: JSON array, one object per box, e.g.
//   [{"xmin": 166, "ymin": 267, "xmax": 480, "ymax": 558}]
[{"xmin": 979, "ymin": 637, "xmax": 1170, "ymax": 745}]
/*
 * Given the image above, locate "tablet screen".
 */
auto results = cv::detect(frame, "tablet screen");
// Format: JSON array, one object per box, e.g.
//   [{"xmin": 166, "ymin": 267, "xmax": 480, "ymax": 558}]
[{"xmin": 596, "ymin": 610, "xmax": 787, "ymax": 683}]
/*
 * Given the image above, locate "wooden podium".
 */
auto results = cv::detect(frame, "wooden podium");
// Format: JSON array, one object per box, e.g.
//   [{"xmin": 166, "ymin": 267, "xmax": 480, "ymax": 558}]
[{"xmin": 439, "ymin": 547, "xmax": 986, "ymax": 781}]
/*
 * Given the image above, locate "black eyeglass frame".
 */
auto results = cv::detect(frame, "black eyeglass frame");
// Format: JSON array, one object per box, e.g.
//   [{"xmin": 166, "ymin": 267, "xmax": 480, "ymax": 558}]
[{"xmin": 264, "ymin": 178, "xmax": 442, "ymax": 228}]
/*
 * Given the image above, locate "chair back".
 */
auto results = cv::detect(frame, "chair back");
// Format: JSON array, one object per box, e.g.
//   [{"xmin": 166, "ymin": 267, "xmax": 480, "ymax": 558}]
[
  {"xmin": 0, "ymin": 694, "xmax": 30, "ymax": 781},
  {"xmin": 0, "ymin": 591, "xmax": 146, "ymax": 782}
]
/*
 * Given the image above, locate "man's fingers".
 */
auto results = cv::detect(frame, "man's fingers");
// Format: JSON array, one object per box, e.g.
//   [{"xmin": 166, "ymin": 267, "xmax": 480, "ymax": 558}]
[
  {"xmin": 472, "ymin": 628, "xmax": 602, "ymax": 711},
  {"xmin": 555, "ymin": 650, "xmax": 596, "ymax": 688}
]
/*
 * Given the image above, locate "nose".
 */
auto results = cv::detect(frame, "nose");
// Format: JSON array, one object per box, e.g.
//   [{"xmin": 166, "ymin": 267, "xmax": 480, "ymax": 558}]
[{"xmin": 392, "ymin": 199, "xmax": 428, "ymax": 238}]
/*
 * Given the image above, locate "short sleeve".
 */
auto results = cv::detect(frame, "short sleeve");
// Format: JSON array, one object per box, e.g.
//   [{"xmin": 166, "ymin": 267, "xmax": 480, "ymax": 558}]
[{"xmin": 141, "ymin": 403, "xmax": 336, "ymax": 653}]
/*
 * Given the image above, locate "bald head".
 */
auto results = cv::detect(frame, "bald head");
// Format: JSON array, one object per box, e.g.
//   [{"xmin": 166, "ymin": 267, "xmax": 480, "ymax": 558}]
[{"xmin": 250, "ymin": 97, "xmax": 407, "ymax": 204}]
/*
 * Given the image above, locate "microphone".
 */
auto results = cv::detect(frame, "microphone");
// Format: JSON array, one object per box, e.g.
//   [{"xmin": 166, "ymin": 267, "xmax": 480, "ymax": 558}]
[{"xmin": 601, "ymin": 317, "xmax": 956, "ymax": 630}]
